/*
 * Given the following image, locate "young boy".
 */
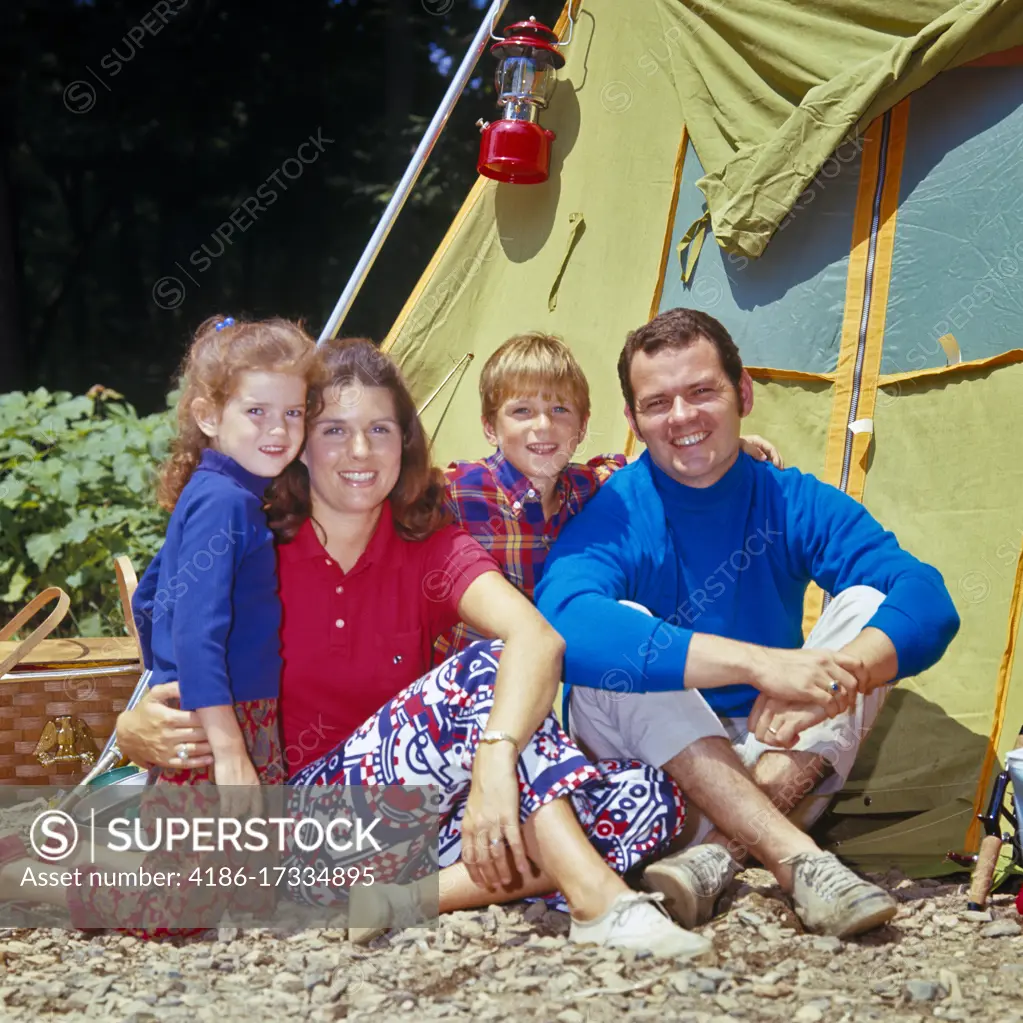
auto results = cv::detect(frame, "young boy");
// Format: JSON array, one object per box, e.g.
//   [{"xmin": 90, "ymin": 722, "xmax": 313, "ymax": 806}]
[{"xmin": 435, "ymin": 331, "xmax": 780, "ymax": 661}]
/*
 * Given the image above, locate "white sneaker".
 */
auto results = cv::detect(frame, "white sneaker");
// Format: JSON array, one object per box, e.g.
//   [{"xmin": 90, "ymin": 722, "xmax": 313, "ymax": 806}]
[
  {"xmin": 785, "ymin": 851, "xmax": 897, "ymax": 938},
  {"xmin": 641, "ymin": 843, "xmax": 740, "ymax": 928},
  {"xmin": 569, "ymin": 891, "xmax": 712, "ymax": 959}
]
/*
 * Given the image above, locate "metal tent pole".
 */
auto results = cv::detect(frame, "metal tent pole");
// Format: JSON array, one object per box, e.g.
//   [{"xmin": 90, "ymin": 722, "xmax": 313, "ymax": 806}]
[{"xmin": 318, "ymin": 0, "xmax": 511, "ymax": 345}]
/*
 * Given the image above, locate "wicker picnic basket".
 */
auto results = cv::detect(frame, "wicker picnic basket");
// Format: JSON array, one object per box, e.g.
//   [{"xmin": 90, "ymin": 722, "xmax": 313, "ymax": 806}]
[{"xmin": 0, "ymin": 558, "xmax": 144, "ymax": 786}]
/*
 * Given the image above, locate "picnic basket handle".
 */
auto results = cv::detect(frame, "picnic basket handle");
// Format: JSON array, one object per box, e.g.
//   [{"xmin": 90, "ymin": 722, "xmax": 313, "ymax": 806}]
[
  {"xmin": 114, "ymin": 555, "xmax": 143, "ymax": 662},
  {"xmin": 0, "ymin": 586, "xmax": 72, "ymax": 678}
]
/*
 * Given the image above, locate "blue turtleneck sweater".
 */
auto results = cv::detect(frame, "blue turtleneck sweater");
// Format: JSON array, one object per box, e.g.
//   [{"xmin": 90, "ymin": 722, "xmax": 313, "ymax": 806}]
[
  {"xmin": 132, "ymin": 449, "xmax": 281, "ymax": 711},
  {"xmin": 536, "ymin": 451, "xmax": 959, "ymax": 718}
]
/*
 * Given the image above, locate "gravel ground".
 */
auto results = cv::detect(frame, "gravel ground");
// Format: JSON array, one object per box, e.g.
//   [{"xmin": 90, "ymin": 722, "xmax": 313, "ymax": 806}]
[{"xmin": 0, "ymin": 866, "xmax": 1020, "ymax": 1023}]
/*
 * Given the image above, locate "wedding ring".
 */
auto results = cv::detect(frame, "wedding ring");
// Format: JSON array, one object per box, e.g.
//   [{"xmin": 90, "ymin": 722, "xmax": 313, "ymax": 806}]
[
  {"xmin": 767, "ymin": 726, "xmax": 779, "ymax": 734},
  {"xmin": 490, "ymin": 838, "xmax": 503, "ymax": 847},
  {"xmin": 829, "ymin": 680, "xmax": 840, "ymax": 693},
  {"xmin": 176, "ymin": 744, "xmax": 189, "ymax": 761}
]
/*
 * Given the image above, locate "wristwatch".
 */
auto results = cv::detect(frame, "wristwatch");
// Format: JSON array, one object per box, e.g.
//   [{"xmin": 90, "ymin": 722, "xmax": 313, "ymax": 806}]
[{"xmin": 479, "ymin": 730, "xmax": 519, "ymax": 753}]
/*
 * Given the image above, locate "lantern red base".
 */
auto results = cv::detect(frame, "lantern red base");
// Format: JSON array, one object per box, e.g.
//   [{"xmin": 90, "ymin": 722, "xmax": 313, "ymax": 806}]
[{"xmin": 477, "ymin": 119, "xmax": 556, "ymax": 185}]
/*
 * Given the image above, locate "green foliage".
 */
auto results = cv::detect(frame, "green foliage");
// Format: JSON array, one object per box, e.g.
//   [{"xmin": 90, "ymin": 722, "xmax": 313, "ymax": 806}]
[{"xmin": 0, "ymin": 387, "xmax": 173, "ymax": 638}]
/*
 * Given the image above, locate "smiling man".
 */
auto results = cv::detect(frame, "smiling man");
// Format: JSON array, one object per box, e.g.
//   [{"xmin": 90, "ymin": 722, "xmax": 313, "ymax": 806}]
[{"xmin": 535, "ymin": 307, "xmax": 960, "ymax": 938}]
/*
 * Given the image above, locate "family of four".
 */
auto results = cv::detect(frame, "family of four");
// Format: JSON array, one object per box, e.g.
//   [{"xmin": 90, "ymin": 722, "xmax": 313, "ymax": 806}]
[{"xmin": 0, "ymin": 307, "xmax": 959, "ymax": 956}]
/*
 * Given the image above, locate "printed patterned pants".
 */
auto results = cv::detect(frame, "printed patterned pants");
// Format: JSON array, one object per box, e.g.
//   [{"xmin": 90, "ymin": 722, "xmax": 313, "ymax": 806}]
[
  {"xmin": 67, "ymin": 698, "xmax": 283, "ymax": 938},
  {"xmin": 287, "ymin": 641, "xmax": 685, "ymax": 910}
]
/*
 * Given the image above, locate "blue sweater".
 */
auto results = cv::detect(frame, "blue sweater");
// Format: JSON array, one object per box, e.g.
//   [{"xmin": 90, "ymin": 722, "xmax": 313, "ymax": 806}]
[
  {"xmin": 535, "ymin": 451, "xmax": 960, "ymax": 717},
  {"xmin": 132, "ymin": 449, "xmax": 282, "ymax": 711}
]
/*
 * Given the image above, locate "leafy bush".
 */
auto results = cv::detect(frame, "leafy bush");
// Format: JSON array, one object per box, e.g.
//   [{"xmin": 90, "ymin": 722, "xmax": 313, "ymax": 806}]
[{"xmin": 0, "ymin": 388, "xmax": 173, "ymax": 638}]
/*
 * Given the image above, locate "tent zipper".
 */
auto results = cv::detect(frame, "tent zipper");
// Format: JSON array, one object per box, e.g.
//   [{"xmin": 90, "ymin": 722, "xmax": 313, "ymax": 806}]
[{"xmin": 838, "ymin": 111, "xmax": 892, "ymax": 494}]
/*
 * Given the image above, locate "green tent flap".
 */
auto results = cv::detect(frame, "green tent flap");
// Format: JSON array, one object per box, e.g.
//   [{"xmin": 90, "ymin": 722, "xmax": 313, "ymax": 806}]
[{"xmin": 664, "ymin": 0, "xmax": 1023, "ymax": 257}]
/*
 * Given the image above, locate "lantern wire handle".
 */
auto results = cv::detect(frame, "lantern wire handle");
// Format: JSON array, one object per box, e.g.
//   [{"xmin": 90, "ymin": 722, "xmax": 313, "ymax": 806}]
[{"xmin": 562, "ymin": 3, "xmax": 576, "ymax": 46}]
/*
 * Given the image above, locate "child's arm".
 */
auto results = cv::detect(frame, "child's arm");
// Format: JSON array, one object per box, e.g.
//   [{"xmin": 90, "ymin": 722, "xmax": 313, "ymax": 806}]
[
  {"xmin": 198, "ymin": 705, "xmax": 261, "ymax": 819},
  {"xmin": 131, "ymin": 547, "xmax": 163, "ymax": 671},
  {"xmin": 169, "ymin": 490, "xmax": 262, "ymax": 813},
  {"xmin": 739, "ymin": 433, "xmax": 784, "ymax": 467}
]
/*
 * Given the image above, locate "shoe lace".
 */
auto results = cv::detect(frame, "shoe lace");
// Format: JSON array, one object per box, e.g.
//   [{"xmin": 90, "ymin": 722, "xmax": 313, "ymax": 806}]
[
  {"xmin": 686, "ymin": 847, "xmax": 735, "ymax": 897},
  {"xmin": 608, "ymin": 891, "xmax": 670, "ymax": 928},
  {"xmin": 797, "ymin": 855, "xmax": 864, "ymax": 902}
]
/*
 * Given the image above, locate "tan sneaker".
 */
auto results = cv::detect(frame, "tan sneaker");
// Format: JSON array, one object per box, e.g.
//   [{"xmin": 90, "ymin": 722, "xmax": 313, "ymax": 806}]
[
  {"xmin": 641, "ymin": 843, "xmax": 740, "ymax": 928},
  {"xmin": 785, "ymin": 852, "xmax": 897, "ymax": 937},
  {"xmin": 569, "ymin": 891, "xmax": 712, "ymax": 959},
  {"xmin": 347, "ymin": 883, "xmax": 426, "ymax": 945}
]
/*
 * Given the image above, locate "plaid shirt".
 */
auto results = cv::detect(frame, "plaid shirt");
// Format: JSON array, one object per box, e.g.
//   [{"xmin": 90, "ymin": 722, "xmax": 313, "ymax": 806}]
[{"xmin": 434, "ymin": 449, "xmax": 627, "ymax": 662}]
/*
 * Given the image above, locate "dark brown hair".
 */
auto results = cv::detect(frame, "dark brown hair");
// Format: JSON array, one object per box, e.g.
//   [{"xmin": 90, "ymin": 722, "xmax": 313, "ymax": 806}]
[
  {"xmin": 266, "ymin": 338, "xmax": 450, "ymax": 543},
  {"xmin": 157, "ymin": 316, "xmax": 323, "ymax": 511},
  {"xmin": 617, "ymin": 308, "xmax": 744, "ymax": 416}
]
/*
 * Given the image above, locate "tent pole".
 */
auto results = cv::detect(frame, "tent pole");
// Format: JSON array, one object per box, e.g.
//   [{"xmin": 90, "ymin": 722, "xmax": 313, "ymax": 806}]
[{"xmin": 318, "ymin": 0, "xmax": 511, "ymax": 345}]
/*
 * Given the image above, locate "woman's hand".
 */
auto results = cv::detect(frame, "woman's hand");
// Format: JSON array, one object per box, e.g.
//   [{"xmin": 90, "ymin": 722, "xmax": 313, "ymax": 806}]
[
  {"xmin": 115, "ymin": 683, "xmax": 214, "ymax": 770},
  {"xmin": 739, "ymin": 433, "xmax": 784, "ymax": 468},
  {"xmin": 461, "ymin": 743, "xmax": 531, "ymax": 891}
]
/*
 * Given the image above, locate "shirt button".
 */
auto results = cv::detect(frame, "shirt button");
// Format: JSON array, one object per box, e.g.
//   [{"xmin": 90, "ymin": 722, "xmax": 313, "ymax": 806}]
[
  {"xmin": 325, "ymin": 558, "xmax": 333, "ymax": 566},
  {"xmin": 335, "ymin": 619, "xmax": 345, "ymax": 629},
  {"xmin": 336, "ymin": 585, "xmax": 344, "ymax": 595}
]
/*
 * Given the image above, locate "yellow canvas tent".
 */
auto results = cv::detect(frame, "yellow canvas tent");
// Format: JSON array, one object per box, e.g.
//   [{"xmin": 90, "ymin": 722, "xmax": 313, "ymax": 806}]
[{"xmin": 382, "ymin": 0, "xmax": 1023, "ymax": 874}]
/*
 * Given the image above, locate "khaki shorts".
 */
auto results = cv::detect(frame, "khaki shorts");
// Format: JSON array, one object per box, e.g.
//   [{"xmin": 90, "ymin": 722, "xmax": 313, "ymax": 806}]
[{"xmin": 570, "ymin": 586, "xmax": 889, "ymax": 833}]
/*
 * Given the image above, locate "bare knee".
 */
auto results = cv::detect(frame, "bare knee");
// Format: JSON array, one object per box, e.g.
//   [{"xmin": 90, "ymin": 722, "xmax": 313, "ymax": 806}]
[{"xmin": 753, "ymin": 751, "xmax": 830, "ymax": 815}]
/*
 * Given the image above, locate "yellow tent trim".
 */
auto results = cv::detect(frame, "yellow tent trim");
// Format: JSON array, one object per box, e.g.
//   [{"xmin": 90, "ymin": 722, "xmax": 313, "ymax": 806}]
[
  {"xmin": 805, "ymin": 114, "xmax": 887, "ymax": 635},
  {"xmin": 820, "ymin": 115, "xmax": 885, "ymax": 491},
  {"xmin": 648, "ymin": 127, "xmax": 690, "ymax": 323},
  {"xmin": 747, "ymin": 366, "xmax": 836, "ymax": 384},
  {"xmin": 624, "ymin": 123, "xmax": 690, "ymax": 459},
  {"xmin": 845, "ymin": 98, "xmax": 909, "ymax": 505},
  {"xmin": 382, "ymin": 176, "xmax": 491, "ymax": 354},
  {"xmin": 878, "ymin": 347, "xmax": 1023, "ymax": 386},
  {"xmin": 965, "ymin": 539, "xmax": 1023, "ymax": 851}
]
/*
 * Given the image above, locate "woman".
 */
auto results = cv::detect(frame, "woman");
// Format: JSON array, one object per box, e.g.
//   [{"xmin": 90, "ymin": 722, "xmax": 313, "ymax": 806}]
[{"xmin": 102, "ymin": 340, "xmax": 707, "ymax": 955}]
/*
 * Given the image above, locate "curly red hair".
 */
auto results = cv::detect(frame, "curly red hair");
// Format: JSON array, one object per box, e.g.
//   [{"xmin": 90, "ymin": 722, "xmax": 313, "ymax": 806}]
[
  {"xmin": 266, "ymin": 338, "xmax": 449, "ymax": 543},
  {"xmin": 157, "ymin": 316, "xmax": 324, "ymax": 511}
]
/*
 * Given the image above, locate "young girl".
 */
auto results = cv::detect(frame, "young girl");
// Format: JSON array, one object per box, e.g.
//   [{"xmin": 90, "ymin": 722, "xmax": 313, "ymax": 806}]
[
  {"xmin": 140, "ymin": 314, "xmax": 320, "ymax": 803},
  {"xmin": 0, "ymin": 315, "xmax": 322, "ymax": 936}
]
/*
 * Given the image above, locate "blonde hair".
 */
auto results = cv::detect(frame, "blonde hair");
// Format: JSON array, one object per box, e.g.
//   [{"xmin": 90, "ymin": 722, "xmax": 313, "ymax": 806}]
[
  {"xmin": 479, "ymin": 332, "xmax": 590, "ymax": 424},
  {"xmin": 157, "ymin": 315, "xmax": 325, "ymax": 511}
]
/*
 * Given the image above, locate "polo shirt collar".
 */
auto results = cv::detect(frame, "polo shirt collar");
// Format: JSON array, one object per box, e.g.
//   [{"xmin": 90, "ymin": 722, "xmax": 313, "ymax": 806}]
[
  {"xmin": 197, "ymin": 448, "xmax": 274, "ymax": 498},
  {"xmin": 487, "ymin": 449, "xmax": 552, "ymax": 510},
  {"xmin": 284, "ymin": 502, "xmax": 397, "ymax": 570}
]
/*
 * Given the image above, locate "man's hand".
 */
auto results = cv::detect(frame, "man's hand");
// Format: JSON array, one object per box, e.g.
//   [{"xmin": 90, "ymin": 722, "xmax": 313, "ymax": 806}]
[
  {"xmin": 461, "ymin": 743, "xmax": 531, "ymax": 891},
  {"xmin": 749, "ymin": 646, "xmax": 868, "ymax": 712},
  {"xmin": 115, "ymin": 683, "xmax": 214, "ymax": 770},
  {"xmin": 748, "ymin": 693, "xmax": 829, "ymax": 747},
  {"xmin": 739, "ymin": 434, "xmax": 784, "ymax": 469}
]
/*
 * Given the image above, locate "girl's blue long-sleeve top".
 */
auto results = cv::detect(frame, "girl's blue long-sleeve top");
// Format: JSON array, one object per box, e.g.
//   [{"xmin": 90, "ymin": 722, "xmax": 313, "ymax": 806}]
[
  {"xmin": 535, "ymin": 451, "xmax": 960, "ymax": 717},
  {"xmin": 131, "ymin": 449, "xmax": 282, "ymax": 711}
]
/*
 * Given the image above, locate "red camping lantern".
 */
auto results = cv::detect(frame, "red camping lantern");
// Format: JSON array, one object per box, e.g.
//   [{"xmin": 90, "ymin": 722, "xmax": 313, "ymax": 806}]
[{"xmin": 476, "ymin": 16, "xmax": 565, "ymax": 185}]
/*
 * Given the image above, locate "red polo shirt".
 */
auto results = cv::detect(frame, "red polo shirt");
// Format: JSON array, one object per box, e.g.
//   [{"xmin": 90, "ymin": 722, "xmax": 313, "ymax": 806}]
[{"xmin": 277, "ymin": 504, "xmax": 499, "ymax": 773}]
